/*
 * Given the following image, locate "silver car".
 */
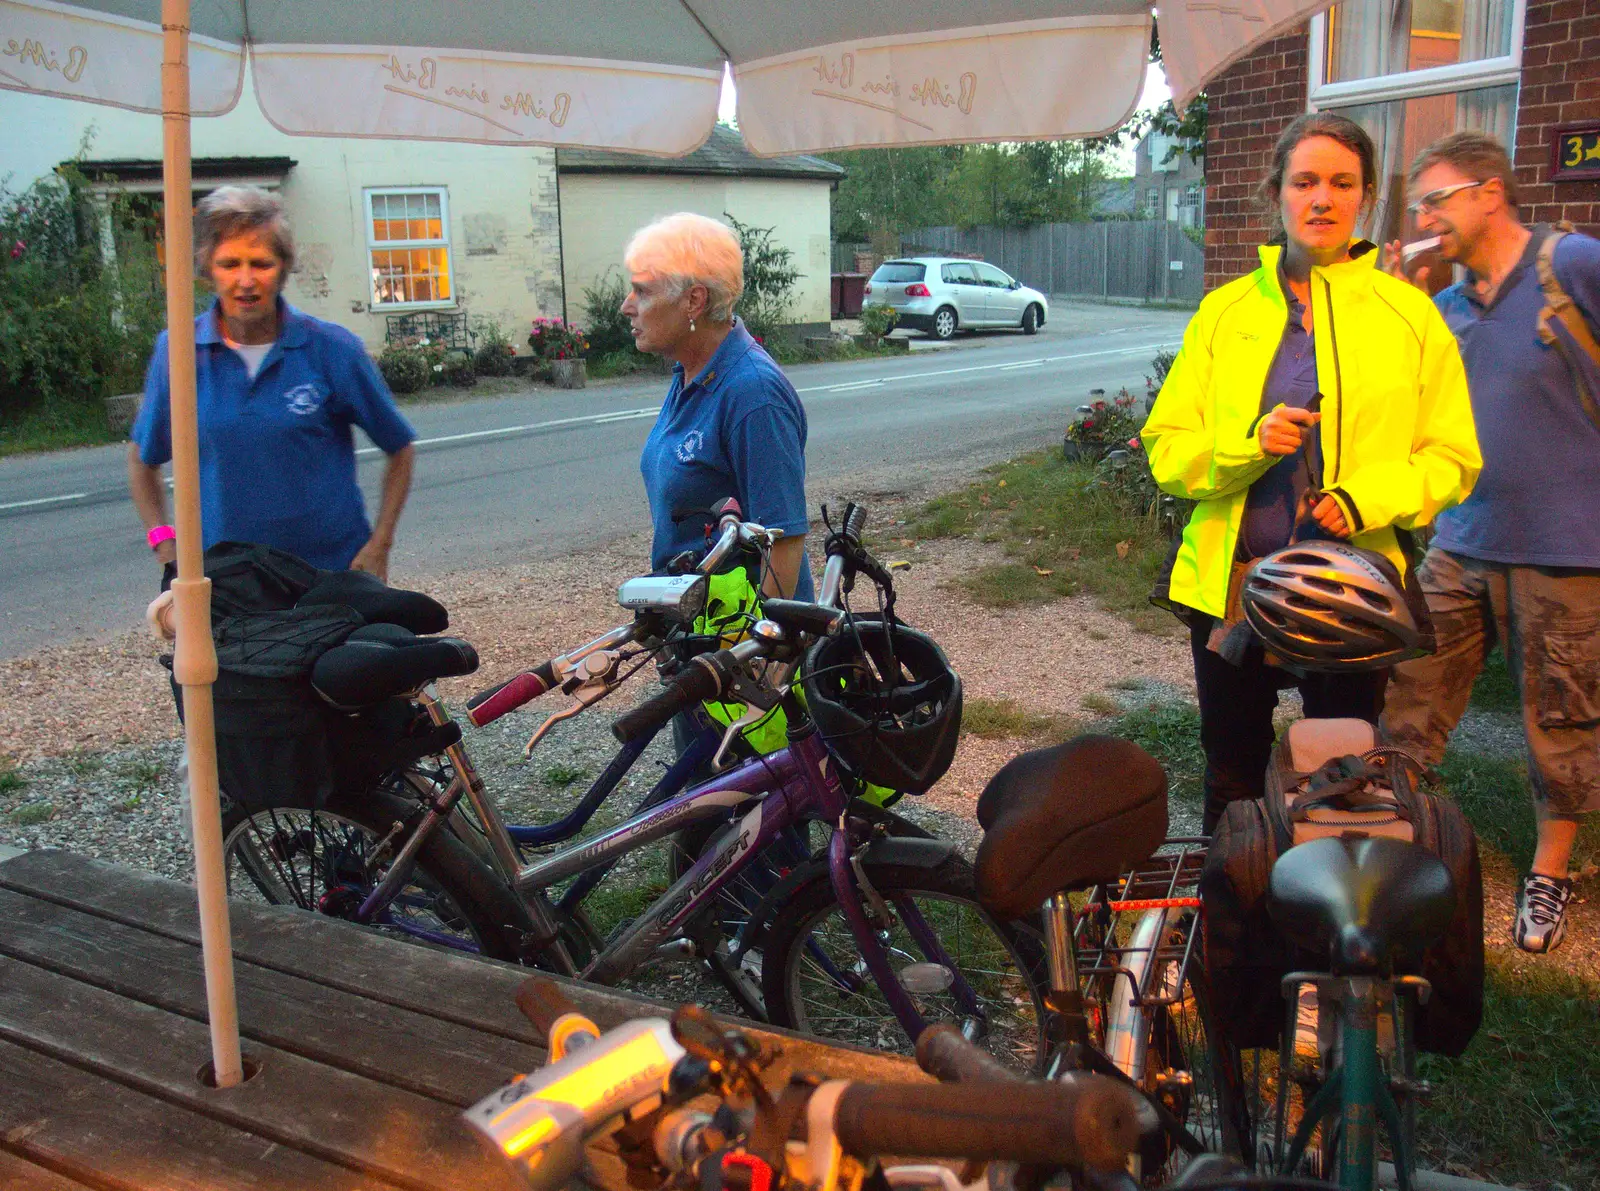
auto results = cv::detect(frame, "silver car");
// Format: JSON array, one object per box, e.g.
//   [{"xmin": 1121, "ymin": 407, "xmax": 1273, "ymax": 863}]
[{"xmin": 863, "ymin": 257, "xmax": 1049, "ymax": 340}]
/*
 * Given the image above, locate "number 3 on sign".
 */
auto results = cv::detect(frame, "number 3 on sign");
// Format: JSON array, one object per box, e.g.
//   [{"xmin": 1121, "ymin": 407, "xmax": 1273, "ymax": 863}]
[{"xmin": 1562, "ymin": 131, "xmax": 1600, "ymax": 168}]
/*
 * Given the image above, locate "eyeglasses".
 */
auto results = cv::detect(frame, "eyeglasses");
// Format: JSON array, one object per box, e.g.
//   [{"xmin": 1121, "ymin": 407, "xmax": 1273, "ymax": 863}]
[{"xmin": 1406, "ymin": 179, "xmax": 1485, "ymax": 216}]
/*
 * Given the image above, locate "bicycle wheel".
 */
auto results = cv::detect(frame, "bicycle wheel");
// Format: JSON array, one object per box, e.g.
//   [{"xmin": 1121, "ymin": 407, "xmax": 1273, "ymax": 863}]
[
  {"xmin": 760, "ymin": 851, "xmax": 1048, "ymax": 1072},
  {"xmin": 220, "ymin": 776, "xmax": 537, "ymax": 962},
  {"xmin": 1102, "ymin": 911, "xmax": 1248, "ymax": 1184},
  {"xmin": 669, "ymin": 800, "xmax": 935, "ymax": 1022}
]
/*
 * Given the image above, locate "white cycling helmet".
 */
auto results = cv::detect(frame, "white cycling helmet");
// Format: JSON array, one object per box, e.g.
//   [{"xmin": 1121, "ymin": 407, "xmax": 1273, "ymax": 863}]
[{"xmin": 1242, "ymin": 541, "xmax": 1424, "ymax": 671}]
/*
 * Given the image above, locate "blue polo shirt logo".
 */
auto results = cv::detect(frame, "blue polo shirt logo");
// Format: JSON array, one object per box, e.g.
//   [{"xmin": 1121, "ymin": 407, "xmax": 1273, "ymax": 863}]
[
  {"xmin": 676, "ymin": 429, "xmax": 705, "ymax": 463},
  {"xmin": 284, "ymin": 382, "xmax": 326, "ymax": 417}
]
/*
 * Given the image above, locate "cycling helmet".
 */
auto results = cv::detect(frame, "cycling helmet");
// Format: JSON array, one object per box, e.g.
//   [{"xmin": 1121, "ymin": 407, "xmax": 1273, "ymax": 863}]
[
  {"xmin": 1242, "ymin": 541, "xmax": 1422, "ymax": 671},
  {"xmin": 803, "ymin": 620, "xmax": 962, "ymax": 794}
]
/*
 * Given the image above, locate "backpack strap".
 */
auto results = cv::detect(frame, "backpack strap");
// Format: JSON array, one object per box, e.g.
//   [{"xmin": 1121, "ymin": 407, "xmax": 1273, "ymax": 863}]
[{"xmin": 1534, "ymin": 224, "xmax": 1600, "ymax": 433}]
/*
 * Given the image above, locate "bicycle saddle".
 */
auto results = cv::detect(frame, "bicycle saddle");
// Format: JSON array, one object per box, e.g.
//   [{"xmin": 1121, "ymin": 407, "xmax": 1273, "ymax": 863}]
[
  {"xmin": 1267, "ymin": 835, "xmax": 1455, "ymax": 976},
  {"xmin": 974, "ymin": 735, "xmax": 1168, "ymax": 920},
  {"xmin": 312, "ymin": 622, "xmax": 479, "ymax": 710}
]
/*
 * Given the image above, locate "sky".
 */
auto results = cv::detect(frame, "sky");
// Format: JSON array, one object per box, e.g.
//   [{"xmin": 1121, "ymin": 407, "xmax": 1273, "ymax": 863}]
[{"xmin": 715, "ymin": 60, "xmax": 1172, "ymax": 175}]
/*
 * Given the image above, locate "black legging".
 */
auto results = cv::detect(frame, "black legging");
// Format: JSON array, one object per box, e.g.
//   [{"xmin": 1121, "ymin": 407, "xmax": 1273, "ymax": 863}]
[{"xmin": 1190, "ymin": 616, "xmax": 1388, "ymax": 834}]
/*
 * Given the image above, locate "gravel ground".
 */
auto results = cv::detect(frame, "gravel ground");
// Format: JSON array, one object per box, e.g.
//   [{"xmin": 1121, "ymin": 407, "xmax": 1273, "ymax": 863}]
[{"xmin": 1, "ymin": 482, "xmax": 1592, "ymax": 983}]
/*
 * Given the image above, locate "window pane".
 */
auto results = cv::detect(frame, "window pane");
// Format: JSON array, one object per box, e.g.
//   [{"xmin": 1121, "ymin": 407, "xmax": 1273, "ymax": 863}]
[
  {"xmin": 1326, "ymin": 0, "xmax": 1514, "ymax": 83},
  {"xmin": 1330, "ymin": 83, "xmax": 1517, "ymax": 246}
]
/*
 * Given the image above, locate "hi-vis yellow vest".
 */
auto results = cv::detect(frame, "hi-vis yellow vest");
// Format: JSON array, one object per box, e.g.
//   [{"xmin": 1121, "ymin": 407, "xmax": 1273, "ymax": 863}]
[
  {"xmin": 694, "ymin": 569, "xmax": 895, "ymax": 807},
  {"xmin": 1142, "ymin": 243, "xmax": 1481, "ymax": 619}
]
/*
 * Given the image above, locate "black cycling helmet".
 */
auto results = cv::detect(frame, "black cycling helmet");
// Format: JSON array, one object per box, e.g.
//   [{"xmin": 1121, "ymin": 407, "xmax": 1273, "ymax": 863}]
[
  {"xmin": 803, "ymin": 620, "xmax": 962, "ymax": 794},
  {"xmin": 1242, "ymin": 541, "xmax": 1423, "ymax": 671}
]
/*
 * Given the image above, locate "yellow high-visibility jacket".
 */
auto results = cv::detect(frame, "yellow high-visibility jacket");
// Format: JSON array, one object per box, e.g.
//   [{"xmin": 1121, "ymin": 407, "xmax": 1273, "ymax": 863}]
[{"xmin": 1142, "ymin": 242, "xmax": 1481, "ymax": 619}]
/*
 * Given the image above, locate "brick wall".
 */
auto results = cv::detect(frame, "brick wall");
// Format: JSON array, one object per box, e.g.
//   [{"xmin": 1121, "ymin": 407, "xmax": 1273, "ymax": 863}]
[
  {"xmin": 1202, "ymin": 32, "xmax": 1311, "ymax": 291},
  {"xmin": 1515, "ymin": 0, "xmax": 1600, "ymax": 236}
]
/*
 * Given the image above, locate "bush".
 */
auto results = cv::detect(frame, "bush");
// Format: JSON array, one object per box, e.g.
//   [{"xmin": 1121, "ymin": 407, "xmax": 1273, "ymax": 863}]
[
  {"xmin": 1147, "ymin": 348, "xmax": 1177, "ymax": 392},
  {"xmin": 1066, "ymin": 388, "xmax": 1141, "ymax": 446},
  {"xmin": 581, "ymin": 272, "xmax": 637, "ymax": 358},
  {"xmin": 859, "ymin": 302, "xmax": 899, "ymax": 338},
  {"xmin": 471, "ymin": 319, "xmax": 516, "ymax": 376},
  {"xmin": 442, "ymin": 350, "xmax": 476, "ymax": 387},
  {"xmin": 377, "ymin": 343, "xmax": 430, "ymax": 394},
  {"xmin": 725, "ymin": 213, "xmax": 799, "ymax": 343},
  {"xmin": 528, "ymin": 316, "xmax": 588, "ymax": 361},
  {"xmin": 1, "ymin": 162, "xmax": 167, "ymax": 443}
]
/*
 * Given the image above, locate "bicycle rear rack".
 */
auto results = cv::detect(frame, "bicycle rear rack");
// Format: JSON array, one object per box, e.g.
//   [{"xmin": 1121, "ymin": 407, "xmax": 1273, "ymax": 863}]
[{"xmin": 1073, "ymin": 837, "xmax": 1207, "ymax": 1011}]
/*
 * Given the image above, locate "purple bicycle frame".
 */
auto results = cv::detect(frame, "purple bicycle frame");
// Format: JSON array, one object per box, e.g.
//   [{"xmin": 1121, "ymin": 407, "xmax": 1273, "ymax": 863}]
[{"xmin": 559, "ymin": 724, "xmax": 980, "ymax": 1044}]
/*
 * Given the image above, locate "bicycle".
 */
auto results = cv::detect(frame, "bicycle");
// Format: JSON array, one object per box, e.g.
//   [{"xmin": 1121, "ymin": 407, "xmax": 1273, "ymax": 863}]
[
  {"xmin": 958, "ymin": 732, "xmax": 1247, "ymax": 1185},
  {"xmin": 1233, "ymin": 834, "xmax": 1455, "ymax": 1191},
  {"xmin": 466, "ymin": 977, "xmax": 1337, "ymax": 1191},
  {"xmin": 219, "ymin": 501, "xmax": 1047, "ymax": 1063}
]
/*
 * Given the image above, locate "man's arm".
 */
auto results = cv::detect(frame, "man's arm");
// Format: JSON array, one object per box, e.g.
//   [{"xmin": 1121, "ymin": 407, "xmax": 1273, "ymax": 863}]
[
  {"xmin": 349, "ymin": 444, "xmax": 415, "ymax": 582},
  {"xmin": 126, "ymin": 442, "xmax": 176, "ymax": 566}
]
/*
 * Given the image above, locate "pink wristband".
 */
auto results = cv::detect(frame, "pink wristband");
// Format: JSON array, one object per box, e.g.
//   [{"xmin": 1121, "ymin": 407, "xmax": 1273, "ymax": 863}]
[{"xmin": 147, "ymin": 525, "xmax": 176, "ymax": 551}]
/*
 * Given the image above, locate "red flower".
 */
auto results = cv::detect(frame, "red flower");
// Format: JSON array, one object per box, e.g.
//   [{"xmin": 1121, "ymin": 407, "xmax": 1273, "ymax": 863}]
[
  {"xmin": 1082, "ymin": 418, "xmax": 1095, "ymax": 429},
  {"xmin": 9, "ymin": 240, "xmax": 24, "ymax": 260},
  {"xmin": 1127, "ymin": 436, "xmax": 1141, "ymax": 450}
]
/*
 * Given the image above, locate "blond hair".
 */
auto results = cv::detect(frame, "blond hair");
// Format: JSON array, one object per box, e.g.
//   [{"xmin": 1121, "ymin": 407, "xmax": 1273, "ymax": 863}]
[{"xmin": 623, "ymin": 212, "xmax": 744, "ymax": 322}]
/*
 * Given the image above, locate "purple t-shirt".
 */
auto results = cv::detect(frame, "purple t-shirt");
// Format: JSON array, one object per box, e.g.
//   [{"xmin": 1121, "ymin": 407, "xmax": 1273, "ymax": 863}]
[
  {"xmin": 1239, "ymin": 280, "xmax": 1323, "ymax": 558},
  {"xmin": 1431, "ymin": 231, "xmax": 1600, "ymax": 567}
]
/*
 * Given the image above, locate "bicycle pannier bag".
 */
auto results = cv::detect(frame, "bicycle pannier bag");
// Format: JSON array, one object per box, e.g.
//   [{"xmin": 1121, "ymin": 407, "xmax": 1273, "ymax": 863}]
[
  {"xmin": 171, "ymin": 542, "xmax": 451, "ymax": 812},
  {"xmin": 1201, "ymin": 718, "xmax": 1483, "ymax": 1056}
]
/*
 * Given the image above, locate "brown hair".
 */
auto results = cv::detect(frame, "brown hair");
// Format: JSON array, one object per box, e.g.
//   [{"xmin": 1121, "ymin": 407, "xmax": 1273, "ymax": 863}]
[
  {"xmin": 1255, "ymin": 112, "xmax": 1378, "ymax": 242},
  {"xmin": 1408, "ymin": 131, "xmax": 1518, "ymax": 208},
  {"xmin": 194, "ymin": 185, "xmax": 296, "ymax": 275}
]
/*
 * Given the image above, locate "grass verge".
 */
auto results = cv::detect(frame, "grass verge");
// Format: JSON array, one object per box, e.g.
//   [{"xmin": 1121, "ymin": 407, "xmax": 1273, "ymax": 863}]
[
  {"xmin": 961, "ymin": 696, "xmax": 1081, "ymax": 742},
  {"xmin": 0, "ymin": 402, "xmax": 122, "ymax": 457},
  {"xmin": 904, "ymin": 450, "xmax": 1175, "ymax": 632}
]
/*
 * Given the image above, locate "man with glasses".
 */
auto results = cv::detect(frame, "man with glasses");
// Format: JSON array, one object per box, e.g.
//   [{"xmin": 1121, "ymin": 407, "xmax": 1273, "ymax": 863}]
[{"xmin": 1381, "ymin": 132, "xmax": 1600, "ymax": 954}]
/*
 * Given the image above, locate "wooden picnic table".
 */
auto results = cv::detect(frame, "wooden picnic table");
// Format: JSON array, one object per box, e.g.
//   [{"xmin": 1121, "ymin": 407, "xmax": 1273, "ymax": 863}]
[{"xmin": 0, "ymin": 849, "xmax": 925, "ymax": 1190}]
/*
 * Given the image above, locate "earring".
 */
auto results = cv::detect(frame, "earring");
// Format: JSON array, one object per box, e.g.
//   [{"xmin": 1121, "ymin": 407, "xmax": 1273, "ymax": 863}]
[{"xmin": 690, "ymin": 318, "xmax": 696, "ymax": 333}]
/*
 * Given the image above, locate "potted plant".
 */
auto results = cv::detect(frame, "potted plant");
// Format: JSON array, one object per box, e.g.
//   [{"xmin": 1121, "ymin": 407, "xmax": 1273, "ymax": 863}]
[
  {"xmin": 529, "ymin": 317, "xmax": 590, "ymax": 388},
  {"xmin": 1063, "ymin": 389, "xmax": 1142, "ymax": 462}
]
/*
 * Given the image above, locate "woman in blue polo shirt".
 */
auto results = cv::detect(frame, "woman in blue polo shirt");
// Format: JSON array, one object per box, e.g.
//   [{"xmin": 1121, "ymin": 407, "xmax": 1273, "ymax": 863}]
[
  {"xmin": 128, "ymin": 186, "xmax": 416, "ymax": 580},
  {"xmin": 624, "ymin": 212, "xmax": 811, "ymax": 600}
]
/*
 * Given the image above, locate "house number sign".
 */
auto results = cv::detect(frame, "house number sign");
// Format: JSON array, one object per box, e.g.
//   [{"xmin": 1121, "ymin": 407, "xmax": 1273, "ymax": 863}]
[{"xmin": 1551, "ymin": 122, "xmax": 1600, "ymax": 182}]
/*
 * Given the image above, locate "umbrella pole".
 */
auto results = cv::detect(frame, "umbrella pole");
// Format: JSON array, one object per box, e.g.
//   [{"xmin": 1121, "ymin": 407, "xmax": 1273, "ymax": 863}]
[{"xmin": 162, "ymin": 0, "xmax": 243, "ymax": 1089}]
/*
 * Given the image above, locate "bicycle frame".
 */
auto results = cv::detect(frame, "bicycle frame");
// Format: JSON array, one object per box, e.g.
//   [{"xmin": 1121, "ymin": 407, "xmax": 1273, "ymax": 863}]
[{"xmin": 1277, "ymin": 972, "xmax": 1425, "ymax": 1191}]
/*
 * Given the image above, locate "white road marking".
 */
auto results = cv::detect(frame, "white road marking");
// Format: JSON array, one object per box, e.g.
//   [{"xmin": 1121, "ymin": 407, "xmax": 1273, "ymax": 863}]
[
  {"xmin": 355, "ymin": 405, "xmax": 663, "ymax": 456},
  {"xmin": 0, "ymin": 492, "xmax": 88, "ymax": 512}
]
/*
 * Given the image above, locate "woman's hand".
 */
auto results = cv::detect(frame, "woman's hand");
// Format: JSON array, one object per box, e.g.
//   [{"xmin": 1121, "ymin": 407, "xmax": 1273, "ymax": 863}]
[
  {"xmin": 1258, "ymin": 405, "xmax": 1320, "ymax": 456},
  {"xmin": 350, "ymin": 537, "xmax": 391, "ymax": 584},
  {"xmin": 1310, "ymin": 493, "xmax": 1351, "ymax": 538}
]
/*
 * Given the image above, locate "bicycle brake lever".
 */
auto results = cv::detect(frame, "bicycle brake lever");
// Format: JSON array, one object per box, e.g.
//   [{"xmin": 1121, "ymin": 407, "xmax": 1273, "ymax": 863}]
[
  {"xmin": 524, "ymin": 678, "xmax": 616, "ymax": 756},
  {"xmin": 711, "ymin": 705, "xmax": 768, "ymax": 772}
]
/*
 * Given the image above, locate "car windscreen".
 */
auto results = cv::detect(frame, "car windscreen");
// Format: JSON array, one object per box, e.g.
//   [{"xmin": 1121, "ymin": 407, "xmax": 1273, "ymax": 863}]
[{"xmin": 871, "ymin": 262, "xmax": 926, "ymax": 283}]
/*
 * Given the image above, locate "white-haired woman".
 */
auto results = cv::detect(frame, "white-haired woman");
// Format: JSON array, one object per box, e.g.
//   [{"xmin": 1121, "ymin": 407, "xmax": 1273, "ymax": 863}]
[
  {"xmin": 625, "ymin": 211, "xmax": 812, "ymax": 600},
  {"xmin": 128, "ymin": 185, "xmax": 416, "ymax": 580}
]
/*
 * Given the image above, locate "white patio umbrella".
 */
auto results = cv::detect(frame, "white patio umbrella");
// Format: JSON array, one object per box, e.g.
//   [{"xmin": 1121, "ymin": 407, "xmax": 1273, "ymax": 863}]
[{"xmin": 0, "ymin": 0, "xmax": 1333, "ymax": 1087}]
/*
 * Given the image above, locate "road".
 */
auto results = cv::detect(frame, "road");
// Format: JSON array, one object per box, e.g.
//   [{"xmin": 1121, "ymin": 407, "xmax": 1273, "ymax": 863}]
[{"xmin": 0, "ymin": 304, "xmax": 1189, "ymax": 659}]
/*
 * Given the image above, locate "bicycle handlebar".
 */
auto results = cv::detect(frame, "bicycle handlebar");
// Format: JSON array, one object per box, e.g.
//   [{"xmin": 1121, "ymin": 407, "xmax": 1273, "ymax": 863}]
[
  {"xmin": 831, "ymin": 1076, "xmax": 1143, "ymax": 1172},
  {"xmin": 612, "ymin": 648, "xmax": 740, "ymax": 743},
  {"xmin": 466, "ymin": 660, "xmax": 559, "ymax": 727},
  {"xmin": 914, "ymin": 1023, "xmax": 1024, "ymax": 1085}
]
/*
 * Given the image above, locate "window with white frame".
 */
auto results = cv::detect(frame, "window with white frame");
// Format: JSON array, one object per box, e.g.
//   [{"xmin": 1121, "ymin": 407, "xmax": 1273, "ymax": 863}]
[
  {"xmin": 366, "ymin": 188, "xmax": 454, "ymax": 307},
  {"xmin": 1310, "ymin": 0, "xmax": 1524, "ymax": 244}
]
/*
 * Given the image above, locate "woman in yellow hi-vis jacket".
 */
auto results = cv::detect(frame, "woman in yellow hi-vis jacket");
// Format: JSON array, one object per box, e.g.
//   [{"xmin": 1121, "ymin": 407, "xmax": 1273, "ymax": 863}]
[{"xmin": 1142, "ymin": 112, "xmax": 1480, "ymax": 832}]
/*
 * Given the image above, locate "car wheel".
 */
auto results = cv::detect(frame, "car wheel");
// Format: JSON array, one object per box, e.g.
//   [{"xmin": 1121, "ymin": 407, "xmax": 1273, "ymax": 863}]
[
  {"xmin": 931, "ymin": 307, "xmax": 958, "ymax": 340},
  {"xmin": 1021, "ymin": 305, "xmax": 1040, "ymax": 335}
]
